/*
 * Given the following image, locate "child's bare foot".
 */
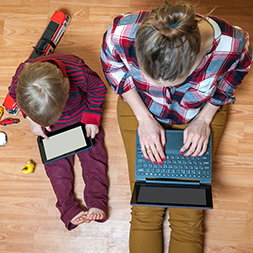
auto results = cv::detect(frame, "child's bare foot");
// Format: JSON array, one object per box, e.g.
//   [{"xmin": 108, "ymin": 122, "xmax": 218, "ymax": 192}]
[
  {"xmin": 71, "ymin": 211, "xmax": 87, "ymax": 226},
  {"xmin": 84, "ymin": 208, "xmax": 105, "ymax": 223}
]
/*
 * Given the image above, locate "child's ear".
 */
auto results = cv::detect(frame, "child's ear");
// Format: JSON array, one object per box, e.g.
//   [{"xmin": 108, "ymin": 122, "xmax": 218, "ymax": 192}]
[{"xmin": 23, "ymin": 62, "xmax": 30, "ymax": 68}]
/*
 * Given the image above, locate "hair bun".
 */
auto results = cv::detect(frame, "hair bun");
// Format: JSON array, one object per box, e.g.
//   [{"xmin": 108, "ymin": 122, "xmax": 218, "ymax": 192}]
[{"xmin": 166, "ymin": 21, "xmax": 180, "ymax": 28}]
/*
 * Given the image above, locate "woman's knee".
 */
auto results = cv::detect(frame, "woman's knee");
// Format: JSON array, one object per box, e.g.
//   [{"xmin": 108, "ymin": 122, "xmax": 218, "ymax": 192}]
[
  {"xmin": 169, "ymin": 208, "xmax": 204, "ymax": 235},
  {"xmin": 130, "ymin": 206, "xmax": 166, "ymax": 229}
]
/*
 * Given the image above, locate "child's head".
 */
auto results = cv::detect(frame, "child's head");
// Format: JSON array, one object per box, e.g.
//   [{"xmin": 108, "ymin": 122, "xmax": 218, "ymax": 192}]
[
  {"xmin": 135, "ymin": 1, "xmax": 201, "ymax": 83},
  {"xmin": 16, "ymin": 61, "xmax": 69, "ymax": 127}
]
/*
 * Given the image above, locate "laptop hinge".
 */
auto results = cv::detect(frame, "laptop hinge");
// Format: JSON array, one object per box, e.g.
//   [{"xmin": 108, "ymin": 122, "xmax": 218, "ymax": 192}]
[{"xmin": 146, "ymin": 179, "xmax": 201, "ymax": 186}]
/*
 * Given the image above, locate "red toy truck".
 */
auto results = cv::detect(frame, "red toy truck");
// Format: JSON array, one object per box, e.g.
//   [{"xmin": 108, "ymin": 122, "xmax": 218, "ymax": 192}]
[
  {"xmin": 29, "ymin": 10, "xmax": 71, "ymax": 59},
  {"xmin": 3, "ymin": 10, "xmax": 71, "ymax": 115}
]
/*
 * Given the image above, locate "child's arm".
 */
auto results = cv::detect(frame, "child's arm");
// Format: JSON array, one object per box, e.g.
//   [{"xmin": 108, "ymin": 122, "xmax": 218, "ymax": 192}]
[
  {"xmin": 26, "ymin": 116, "xmax": 51, "ymax": 139},
  {"xmin": 79, "ymin": 62, "xmax": 107, "ymax": 127},
  {"xmin": 77, "ymin": 61, "xmax": 107, "ymax": 139}
]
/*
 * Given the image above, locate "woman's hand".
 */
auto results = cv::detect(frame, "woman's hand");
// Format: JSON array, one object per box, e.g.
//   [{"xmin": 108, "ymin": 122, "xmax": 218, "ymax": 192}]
[
  {"xmin": 26, "ymin": 116, "xmax": 51, "ymax": 139},
  {"xmin": 180, "ymin": 102, "xmax": 220, "ymax": 157},
  {"xmin": 122, "ymin": 88, "xmax": 166, "ymax": 165},
  {"xmin": 85, "ymin": 124, "xmax": 99, "ymax": 139},
  {"xmin": 138, "ymin": 116, "xmax": 166, "ymax": 165},
  {"xmin": 180, "ymin": 117, "xmax": 211, "ymax": 157}
]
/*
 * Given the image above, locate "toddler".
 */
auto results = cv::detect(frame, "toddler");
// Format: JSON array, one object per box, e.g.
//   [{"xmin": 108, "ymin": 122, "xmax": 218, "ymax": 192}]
[{"xmin": 9, "ymin": 54, "xmax": 108, "ymax": 230}]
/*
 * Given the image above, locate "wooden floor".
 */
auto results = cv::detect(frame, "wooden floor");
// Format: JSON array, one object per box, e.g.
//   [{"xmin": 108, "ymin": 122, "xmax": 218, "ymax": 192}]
[{"xmin": 0, "ymin": 0, "xmax": 252, "ymax": 252}]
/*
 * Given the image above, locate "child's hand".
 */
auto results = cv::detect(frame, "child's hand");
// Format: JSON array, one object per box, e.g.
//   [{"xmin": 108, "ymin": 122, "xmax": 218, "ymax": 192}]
[
  {"xmin": 26, "ymin": 116, "xmax": 50, "ymax": 139},
  {"xmin": 85, "ymin": 124, "xmax": 99, "ymax": 139}
]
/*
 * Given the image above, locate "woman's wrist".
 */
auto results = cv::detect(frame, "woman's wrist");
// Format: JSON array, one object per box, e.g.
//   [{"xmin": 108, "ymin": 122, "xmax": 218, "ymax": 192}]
[
  {"xmin": 137, "ymin": 111, "xmax": 155, "ymax": 124},
  {"xmin": 122, "ymin": 88, "xmax": 153, "ymax": 123},
  {"xmin": 196, "ymin": 102, "xmax": 220, "ymax": 125}
]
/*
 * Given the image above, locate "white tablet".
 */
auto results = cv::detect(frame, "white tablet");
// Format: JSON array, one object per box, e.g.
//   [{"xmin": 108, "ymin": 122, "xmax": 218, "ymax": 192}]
[{"xmin": 37, "ymin": 123, "xmax": 92, "ymax": 164}]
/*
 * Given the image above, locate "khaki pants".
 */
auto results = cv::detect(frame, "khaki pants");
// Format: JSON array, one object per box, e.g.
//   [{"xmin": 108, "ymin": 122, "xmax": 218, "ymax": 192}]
[{"xmin": 117, "ymin": 97, "xmax": 228, "ymax": 253}]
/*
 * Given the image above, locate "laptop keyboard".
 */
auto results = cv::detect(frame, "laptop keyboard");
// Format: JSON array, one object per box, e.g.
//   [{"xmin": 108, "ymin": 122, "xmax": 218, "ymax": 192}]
[{"xmin": 135, "ymin": 150, "xmax": 212, "ymax": 183}]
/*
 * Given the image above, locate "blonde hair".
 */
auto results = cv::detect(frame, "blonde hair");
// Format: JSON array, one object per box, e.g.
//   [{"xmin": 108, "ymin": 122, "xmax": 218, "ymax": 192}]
[
  {"xmin": 135, "ymin": 1, "xmax": 201, "ymax": 82},
  {"xmin": 17, "ymin": 61, "xmax": 69, "ymax": 127}
]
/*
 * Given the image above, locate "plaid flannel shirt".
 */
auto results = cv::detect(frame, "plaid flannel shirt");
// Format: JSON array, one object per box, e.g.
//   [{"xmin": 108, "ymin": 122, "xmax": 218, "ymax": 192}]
[{"xmin": 101, "ymin": 11, "xmax": 252, "ymax": 124}]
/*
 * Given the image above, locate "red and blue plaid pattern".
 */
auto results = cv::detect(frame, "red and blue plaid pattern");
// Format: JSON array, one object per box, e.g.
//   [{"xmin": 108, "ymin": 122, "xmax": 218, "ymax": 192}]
[{"xmin": 101, "ymin": 11, "xmax": 252, "ymax": 124}]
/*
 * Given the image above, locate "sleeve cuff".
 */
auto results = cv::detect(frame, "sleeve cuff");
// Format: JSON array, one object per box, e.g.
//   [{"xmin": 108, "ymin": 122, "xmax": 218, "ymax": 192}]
[
  {"xmin": 81, "ymin": 112, "xmax": 101, "ymax": 126},
  {"xmin": 209, "ymin": 96, "xmax": 235, "ymax": 106}
]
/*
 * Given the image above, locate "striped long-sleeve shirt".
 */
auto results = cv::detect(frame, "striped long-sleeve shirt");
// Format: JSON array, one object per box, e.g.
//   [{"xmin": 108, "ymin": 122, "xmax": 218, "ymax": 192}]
[
  {"xmin": 101, "ymin": 12, "xmax": 252, "ymax": 124},
  {"xmin": 9, "ymin": 54, "xmax": 107, "ymax": 126}
]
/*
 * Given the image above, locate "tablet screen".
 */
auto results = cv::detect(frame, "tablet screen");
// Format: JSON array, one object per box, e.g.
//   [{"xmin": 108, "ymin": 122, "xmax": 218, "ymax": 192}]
[
  {"xmin": 37, "ymin": 123, "xmax": 92, "ymax": 164},
  {"xmin": 43, "ymin": 126, "xmax": 87, "ymax": 160}
]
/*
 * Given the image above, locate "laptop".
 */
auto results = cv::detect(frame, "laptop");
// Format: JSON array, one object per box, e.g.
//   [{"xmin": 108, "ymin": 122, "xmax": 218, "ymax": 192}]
[{"xmin": 131, "ymin": 130, "xmax": 213, "ymax": 209}]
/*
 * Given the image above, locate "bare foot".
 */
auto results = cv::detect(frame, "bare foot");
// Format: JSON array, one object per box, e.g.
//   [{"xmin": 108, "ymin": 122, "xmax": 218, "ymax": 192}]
[
  {"xmin": 71, "ymin": 211, "xmax": 87, "ymax": 226},
  {"xmin": 84, "ymin": 208, "xmax": 105, "ymax": 223}
]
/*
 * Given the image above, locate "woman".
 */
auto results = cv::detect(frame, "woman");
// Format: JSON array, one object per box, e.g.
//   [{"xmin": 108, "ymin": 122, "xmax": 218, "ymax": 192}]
[{"xmin": 101, "ymin": 1, "xmax": 252, "ymax": 252}]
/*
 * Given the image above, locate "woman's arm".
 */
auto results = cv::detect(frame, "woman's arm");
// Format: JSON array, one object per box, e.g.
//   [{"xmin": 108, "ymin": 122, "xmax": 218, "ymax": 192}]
[
  {"xmin": 209, "ymin": 30, "xmax": 252, "ymax": 107},
  {"xmin": 122, "ymin": 88, "xmax": 166, "ymax": 165},
  {"xmin": 101, "ymin": 15, "xmax": 166, "ymax": 164},
  {"xmin": 180, "ymin": 102, "xmax": 220, "ymax": 157},
  {"xmin": 183, "ymin": 29, "xmax": 251, "ymax": 157}
]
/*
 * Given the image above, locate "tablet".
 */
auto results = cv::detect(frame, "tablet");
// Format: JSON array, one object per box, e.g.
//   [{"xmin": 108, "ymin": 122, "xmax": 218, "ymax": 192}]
[{"xmin": 37, "ymin": 123, "xmax": 92, "ymax": 164}]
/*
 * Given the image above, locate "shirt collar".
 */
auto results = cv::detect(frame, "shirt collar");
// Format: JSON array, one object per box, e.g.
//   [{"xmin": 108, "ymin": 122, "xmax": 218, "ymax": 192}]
[{"xmin": 36, "ymin": 57, "xmax": 67, "ymax": 78}]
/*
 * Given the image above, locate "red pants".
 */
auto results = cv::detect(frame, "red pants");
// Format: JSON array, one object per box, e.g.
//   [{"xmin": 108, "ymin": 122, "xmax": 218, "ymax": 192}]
[{"xmin": 44, "ymin": 122, "xmax": 108, "ymax": 230}]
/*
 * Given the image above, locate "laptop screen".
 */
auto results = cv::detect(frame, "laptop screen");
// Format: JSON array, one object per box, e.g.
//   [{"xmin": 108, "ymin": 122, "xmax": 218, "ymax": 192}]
[
  {"xmin": 138, "ymin": 186, "xmax": 206, "ymax": 205},
  {"xmin": 131, "ymin": 182, "xmax": 213, "ymax": 209}
]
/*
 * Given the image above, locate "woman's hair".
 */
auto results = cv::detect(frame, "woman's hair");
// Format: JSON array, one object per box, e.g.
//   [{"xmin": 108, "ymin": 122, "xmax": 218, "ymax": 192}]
[
  {"xmin": 135, "ymin": 1, "xmax": 201, "ymax": 82},
  {"xmin": 16, "ymin": 61, "xmax": 70, "ymax": 127}
]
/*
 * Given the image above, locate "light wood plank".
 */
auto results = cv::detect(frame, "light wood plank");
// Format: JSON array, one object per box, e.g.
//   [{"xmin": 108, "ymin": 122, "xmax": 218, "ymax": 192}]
[{"xmin": 0, "ymin": 0, "xmax": 252, "ymax": 252}]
